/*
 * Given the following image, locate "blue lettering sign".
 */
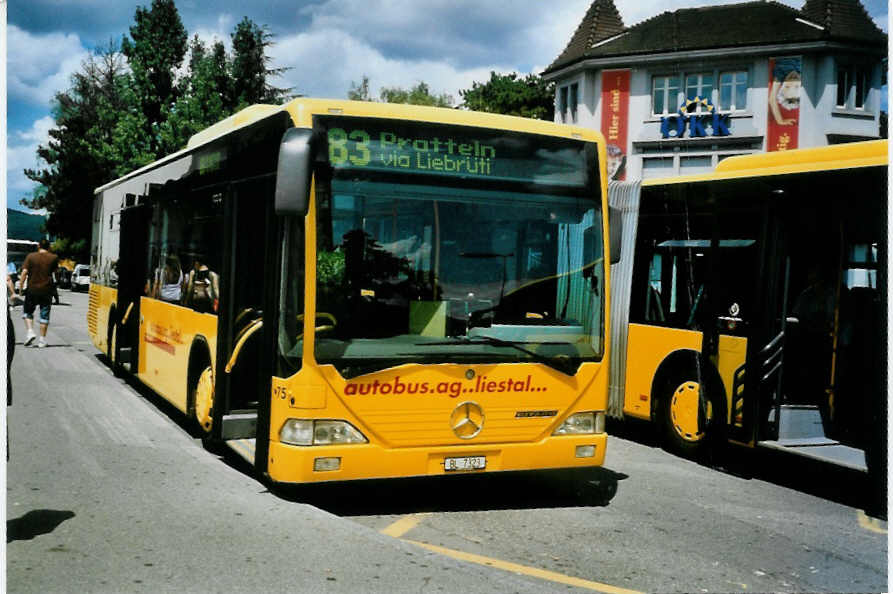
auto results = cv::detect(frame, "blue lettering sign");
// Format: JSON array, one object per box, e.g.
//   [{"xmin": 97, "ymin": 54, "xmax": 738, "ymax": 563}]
[{"xmin": 660, "ymin": 98, "xmax": 731, "ymax": 139}]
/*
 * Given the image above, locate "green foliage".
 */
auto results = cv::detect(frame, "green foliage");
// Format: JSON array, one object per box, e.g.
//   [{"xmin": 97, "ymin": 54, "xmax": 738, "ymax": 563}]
[
  {"xmin": 22, "ymin": 1, "xmax": 291, "ymax": 246},
  {"xmin": 231, "ymin": 17, "xmax": 293, "ymax": 108},
  {"xmin": 348, "ymin": 76, "xmax": 373, "ymax": 102},
  {"xmin": 347, "ymin": 76, "xmax": 452, "ymax": 107},
  {"xmin": 120, "ymin": 0, "xmax": 188, "ymax": 156},
  {"xmin": 380, "ymin": 82, "xmax": 453, "ymax": 107},
  {"xmin": 460, "ymin": 71, "xmax": 555, "ymax": 120},
  {"xmin": 317, "ymin": 250, "xmax": 346, "ymax": 287},
  {"xmin": 50, "ymin": 237, "xmax": 88, "ymax": 259}
]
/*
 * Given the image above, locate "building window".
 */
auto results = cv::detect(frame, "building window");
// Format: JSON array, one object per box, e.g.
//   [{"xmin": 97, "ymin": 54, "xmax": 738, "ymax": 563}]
[
  {"xmin": 679, "ymin": 155, "xmax": 713, "ymax": 175},
  {"xmin": 719, "ymin": 71, "xmax": 748, "ymax": 111},
  {"xmin": 642, "ymin": 156, "xmax": 675, "ymax": 179},
  {"xmin": 652, "ymin": 75, "xmax": 680, "ymax": 116},
  {"xmin": 684, "ymin": 73, "xmax": 714, "ymax": 112},
  {"xmin": 558, "ymin": 83, "xmax": 579, "ymax": 123},
  {"xmin": 837, "ymin": 65, "xmax": 870, "ymax": 109}
]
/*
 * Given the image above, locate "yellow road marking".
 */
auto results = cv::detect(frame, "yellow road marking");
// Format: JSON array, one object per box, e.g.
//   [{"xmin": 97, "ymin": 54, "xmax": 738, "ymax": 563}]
[
  {"xmin": 404, "ymin": 539, "xmax": 643, "ymax": 594},
  {"xmin": 857, "ymin": 510, "xmax": 887, "ymax": 534},
  {"xmin": 380, "ymin": 513, "xmax": 430, "ymax": 538}
]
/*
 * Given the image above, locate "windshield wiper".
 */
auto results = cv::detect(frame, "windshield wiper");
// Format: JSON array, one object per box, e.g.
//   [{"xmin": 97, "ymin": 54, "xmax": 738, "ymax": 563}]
[{"xmin": 416, "ymin": 336, "xmax": 579, "ymax": 376}]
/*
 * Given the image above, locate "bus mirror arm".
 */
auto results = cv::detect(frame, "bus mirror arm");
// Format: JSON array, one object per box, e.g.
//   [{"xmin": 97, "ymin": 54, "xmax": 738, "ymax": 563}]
[
  {"xmin": 274, "ymin": 127, "xmax": 317, "ymax": 216},
  {"xmin": 608, "ymin": 205, "xmax": 623, "ymax": 264}
]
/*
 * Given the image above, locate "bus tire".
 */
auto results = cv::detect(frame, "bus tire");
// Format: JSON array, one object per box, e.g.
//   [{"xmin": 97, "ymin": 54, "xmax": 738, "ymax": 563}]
[
  {"xmin": 657, "ymin": 367, "xmax": 726, "ymax": 461},
  {"xmin": 187, "ymin": 341, "xmax": 214, "ymax": 438},
  {"xmin": 107, "ymin": 315, "xmax": 122, "ymax": 377}
]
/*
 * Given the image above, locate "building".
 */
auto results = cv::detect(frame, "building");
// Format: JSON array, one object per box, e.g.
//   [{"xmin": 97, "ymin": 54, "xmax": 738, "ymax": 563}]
[{"xmin": 542, "ymin": 0, "xmax": 887, "ymax": 180}]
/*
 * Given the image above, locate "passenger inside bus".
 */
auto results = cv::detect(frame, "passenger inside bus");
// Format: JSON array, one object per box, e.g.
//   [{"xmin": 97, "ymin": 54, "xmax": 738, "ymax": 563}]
[
  {"xmin": 152, "ymin": 254, "xmax": 183, "ymax": 303},
  {"xmin": 183, "ymin": 255, "xmax": 219, "ymax": 314}
]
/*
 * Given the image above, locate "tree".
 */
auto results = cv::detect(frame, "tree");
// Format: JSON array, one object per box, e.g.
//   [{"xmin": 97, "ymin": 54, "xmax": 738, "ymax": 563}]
[
  {"xmin": 230, "ymin": 17, "xmax": 292, "ymax": 108},
  {"xmin": 120, "ymin": 0, "xmax": 188, "ymax": 157},
  {"xmin": 460, "ymin": 71, "xmax": 555, "ymax": 120},
  {"xmin": 348, "ymin": 76, "xmax": 373, "ymax": 102},
  {"xmin": 23, "ymin": 43, "xmax": 134, "ymax": 243},
  {"xmin": 379, "ymin": 82, "xmax": 453, "ymax": 107},
  {"xmin": 22, "ymin": 6, "xmax": 291, "ymax": 246},
  {"xmin": 158, "ymin": 36, "xmax": 230, "ymax": 153}
]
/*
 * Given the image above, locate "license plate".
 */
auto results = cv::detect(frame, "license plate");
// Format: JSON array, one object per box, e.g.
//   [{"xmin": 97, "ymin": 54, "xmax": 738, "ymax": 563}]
[{"xmin": 444, "ymin": 456, "xmax": 486, "ymax": 471}]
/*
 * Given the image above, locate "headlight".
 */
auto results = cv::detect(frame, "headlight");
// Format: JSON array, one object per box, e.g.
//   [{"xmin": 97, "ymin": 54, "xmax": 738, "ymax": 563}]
[
  {"xmin": 279, "ymin": 419, "xmax": 368, "ymax": 446},
  {"xmin": 553, "ymin": 412, "xmax": 606, "ymax": 435}
]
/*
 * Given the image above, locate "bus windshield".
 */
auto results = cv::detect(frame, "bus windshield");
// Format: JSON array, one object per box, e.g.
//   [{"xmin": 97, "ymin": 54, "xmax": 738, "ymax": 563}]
[{"xmin": 280, "ymin": 118, "xmax": 604, "ymax": 378}]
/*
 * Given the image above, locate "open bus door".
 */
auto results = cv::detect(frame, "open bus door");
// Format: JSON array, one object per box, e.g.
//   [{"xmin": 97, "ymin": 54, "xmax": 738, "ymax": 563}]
[
  {"xmin": 209, "ymin": 179, "xmax": 278, "ymax": 471},
  {"xmin": 113, "ymin": 201, "xmax": 152, "ymax": 375},
  {"xmin": 741, "ymin": 171, "xmax": 879, "ymax": 474}
]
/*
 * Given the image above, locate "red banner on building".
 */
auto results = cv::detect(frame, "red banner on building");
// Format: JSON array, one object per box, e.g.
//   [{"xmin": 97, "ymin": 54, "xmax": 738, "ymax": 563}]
[
  {"xmin": 766, "ymin": 56, "xmax": 802, "ymax": 152},
  {"xmin": 601, "ymin": 70, "xmax": 630, "ymax": 180}
]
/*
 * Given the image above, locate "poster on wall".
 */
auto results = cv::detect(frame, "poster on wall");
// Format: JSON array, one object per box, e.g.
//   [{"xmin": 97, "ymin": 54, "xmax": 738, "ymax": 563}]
[
  {"xmin": 767, "ymin": 56, "xmax": 802, "ymax": 151},
  {"xmin": 600, "ymin": 70, "xmax": 630, "ymax": 180}
]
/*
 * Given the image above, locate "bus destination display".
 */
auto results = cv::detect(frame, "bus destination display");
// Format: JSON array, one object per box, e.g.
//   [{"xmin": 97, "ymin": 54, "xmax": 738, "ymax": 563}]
[{"xmin": 319, "ymin": 116, "xmax": 591, "ymax": 188}]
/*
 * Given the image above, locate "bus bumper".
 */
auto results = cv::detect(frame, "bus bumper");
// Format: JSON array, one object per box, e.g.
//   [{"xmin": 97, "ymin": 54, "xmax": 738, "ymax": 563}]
[{"xmin": 265, "ymin": 433, "xmax": 607, "ymax": 484}]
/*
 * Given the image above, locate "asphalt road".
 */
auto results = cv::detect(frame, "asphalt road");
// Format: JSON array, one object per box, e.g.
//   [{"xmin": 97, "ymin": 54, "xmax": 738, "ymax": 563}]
[{"xmin": 6, "ymin": 289, "xmax": 888, "ymax": 593}]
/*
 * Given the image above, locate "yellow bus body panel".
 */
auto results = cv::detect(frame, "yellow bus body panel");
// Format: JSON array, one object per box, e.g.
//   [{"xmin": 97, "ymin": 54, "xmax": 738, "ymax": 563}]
[
  {"xmin": 137, "ymin": 298, "xmax": 218, "ymax": 413},
  {"xmin": 267, "ymin": 361, "xmax": 608, "ymax": 483},
  {"xmin": 623, "ymin": 324, "xmax": 703, "ymax": 420},
  {"xmin": 716, "ymin": 334, "xmax": 748, "ymax": 425},
  {"xmin": 87, "ymin": 284, "xmax": 116, "ymax": 353}
]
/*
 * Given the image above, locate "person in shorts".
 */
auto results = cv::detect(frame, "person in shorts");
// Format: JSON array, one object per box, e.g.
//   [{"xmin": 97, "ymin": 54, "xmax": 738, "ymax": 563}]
[{"xmin": 19, "ymin": 239, "xmax": 60, "ymax": 348}]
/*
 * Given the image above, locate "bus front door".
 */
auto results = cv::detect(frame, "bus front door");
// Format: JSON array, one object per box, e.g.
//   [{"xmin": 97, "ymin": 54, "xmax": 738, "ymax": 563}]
[
  {"xmin": 213, "ymin": 180, "xmax": 276, "ymax": 464},
  {"xmin": 114, "ymin": 203, "xmax": 152, "ymax": 374}
]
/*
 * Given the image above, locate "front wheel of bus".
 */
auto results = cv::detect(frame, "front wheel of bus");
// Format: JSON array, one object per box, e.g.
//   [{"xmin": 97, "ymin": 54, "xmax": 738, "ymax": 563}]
[
  {"xmin": 192, "ymin": 366, "xmax": 214, "ymax": 435},
  {"xmin": 659, "ymin": 375, "xmax": 725, "ymax": 460},
  {"xmin": 107, "ymin": 319, "xmax": 122, "ymax": 377}
]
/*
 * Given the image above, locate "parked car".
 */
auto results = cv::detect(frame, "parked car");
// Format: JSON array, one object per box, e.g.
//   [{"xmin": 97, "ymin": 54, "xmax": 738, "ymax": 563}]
[{"xmin": 71, "ymin": 264, "xmax": 91, "ymax": 292}]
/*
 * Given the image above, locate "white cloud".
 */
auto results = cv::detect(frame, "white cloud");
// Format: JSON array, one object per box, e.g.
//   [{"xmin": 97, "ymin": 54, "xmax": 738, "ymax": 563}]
[
  {"xmin": 7, "ymin": 116, "xmax": 55, "ymax": 205},
  {"xmin": 270, "ymin": 28, "xmax": 508, "ymax": 105},
  {"xmin": 7, "ymin": 25, "xmax": 90, "ymax": 107}
]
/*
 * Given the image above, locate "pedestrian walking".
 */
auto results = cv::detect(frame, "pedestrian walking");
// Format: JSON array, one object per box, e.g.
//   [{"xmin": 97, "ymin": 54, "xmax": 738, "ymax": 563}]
[{"xmin": 19, "ymin": 239, "xmax": 60, "ymax": 348}]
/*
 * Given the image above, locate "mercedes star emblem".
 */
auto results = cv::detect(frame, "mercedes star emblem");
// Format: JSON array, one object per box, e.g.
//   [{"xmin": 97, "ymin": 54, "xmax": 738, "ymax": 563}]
[{"xmin": 450, "ymin": 401, "xmax": 485, "ymax": 439}]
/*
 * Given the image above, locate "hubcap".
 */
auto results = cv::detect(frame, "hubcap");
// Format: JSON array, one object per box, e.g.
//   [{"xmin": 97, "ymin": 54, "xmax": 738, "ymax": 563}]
[
  {"xmin": 194, "ymin": 367, "xmax": 214, "ymax": 432},
  {"xmin": 670, "ymin": 381, "xmax": 712, "ymax": 442}
]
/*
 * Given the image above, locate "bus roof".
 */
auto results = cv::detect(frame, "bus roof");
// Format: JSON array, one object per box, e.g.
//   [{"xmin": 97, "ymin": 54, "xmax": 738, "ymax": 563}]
[
  {"xmin": 641, "ymin": 139, "xmax": 888, "ymax": 187},
  {"xmin": 96, "ymin": 98, "xmax": 605, "ymax": 195}
]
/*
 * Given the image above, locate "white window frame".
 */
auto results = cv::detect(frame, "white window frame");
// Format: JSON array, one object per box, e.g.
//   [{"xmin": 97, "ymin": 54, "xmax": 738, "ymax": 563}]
[
  {"xmin": 718, "ymin": 70, "xmax": 748, "ymax": 112},
  {"xmin": 652, "ymin": 75, "xmax": 681, "ymax": 116},
  {"xmin": 558, "ymin": 82, "xmax": 580, "ymax": 124},
  {"xmin": 684, "ymin": 73, "xmax": 714, "ymax": 113},
  {"xmin": 836, "ymin": 63, "xmax": 871, "ymax": 110}
]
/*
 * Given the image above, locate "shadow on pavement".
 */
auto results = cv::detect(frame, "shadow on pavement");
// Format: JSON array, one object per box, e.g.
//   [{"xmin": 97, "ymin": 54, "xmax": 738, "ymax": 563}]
[
  {"xmin": 7, "ymin": 510, "xmax": 76, "ymax": 543},
  {"xmin": 268, "ymin": 466, "xmax": 627, "ymax": 516},
  {"xmin": 609, "ymin": 414, "xmax": 884, "ymax": 518}
]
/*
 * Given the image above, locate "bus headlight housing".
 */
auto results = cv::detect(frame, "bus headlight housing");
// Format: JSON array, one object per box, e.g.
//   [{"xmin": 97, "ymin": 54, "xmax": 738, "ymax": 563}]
[
  {"xmin": 279, "ymin": 419, "xmax": 368, "ymax": 446},
  {"xmin": 553, "ymin": 412, "xmax": 605, "ymax": 435}
]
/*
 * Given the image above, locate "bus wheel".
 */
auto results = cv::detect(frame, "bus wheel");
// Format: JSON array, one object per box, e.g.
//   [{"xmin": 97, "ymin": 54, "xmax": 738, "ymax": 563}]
[
  {"xmin": 192, "ymin": 366, "xmax": 214, "ymax": 435},
  {"xmin": 661, "ymin": 379, "xmax": 713, "ymax": 458},
  {"xmin": 107, "ymin": 320, "xmax": 122, "ymax": 377}
]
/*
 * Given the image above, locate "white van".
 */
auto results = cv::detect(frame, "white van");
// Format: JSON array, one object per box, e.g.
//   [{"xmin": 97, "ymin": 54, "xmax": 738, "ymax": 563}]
[{"xmin": 71, "ymin": 264, "xmax": 91, "ymax": 292}]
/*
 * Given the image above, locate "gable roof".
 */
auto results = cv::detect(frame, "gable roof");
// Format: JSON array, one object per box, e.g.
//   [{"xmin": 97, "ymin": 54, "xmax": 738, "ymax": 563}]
[
  {"xmin": 549, "ymin": 0, "xmax": 625, "ymax": 71},
  {"xmin": 544, "ymin": 0, "xmax": 886, "ymax": 75}
]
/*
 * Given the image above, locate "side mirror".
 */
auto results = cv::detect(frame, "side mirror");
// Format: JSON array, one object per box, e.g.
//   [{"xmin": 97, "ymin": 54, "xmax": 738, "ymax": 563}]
[
  {"xmin": 608, "ymin": 205, "xmax": 623, "ymax": 264},
  {"xmin": 274, "ymin": 128, "xmax": 316, "ymax": 216}
]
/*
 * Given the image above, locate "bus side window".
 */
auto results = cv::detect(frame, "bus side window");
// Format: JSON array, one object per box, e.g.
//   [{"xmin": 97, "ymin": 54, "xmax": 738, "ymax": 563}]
[{"xmin": 645, "ymin": 252, "xmax": 665, "ymax": 323}]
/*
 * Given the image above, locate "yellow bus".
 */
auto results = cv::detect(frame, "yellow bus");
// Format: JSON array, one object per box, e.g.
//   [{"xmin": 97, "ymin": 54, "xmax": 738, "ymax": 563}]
[
  {"xmin": 608, "ymin": 141, "xmax": 886, "ymax": 481},
  {"xmin": 87, "ymin": 98, "xmax": 615, "ymax": 484}
]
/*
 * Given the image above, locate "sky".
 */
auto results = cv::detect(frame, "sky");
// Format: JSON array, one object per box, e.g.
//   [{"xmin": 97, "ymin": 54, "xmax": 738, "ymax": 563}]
[{"xmin": 6, "ymin": 0, "xmax": 890, "ymax": 212}]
